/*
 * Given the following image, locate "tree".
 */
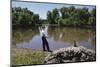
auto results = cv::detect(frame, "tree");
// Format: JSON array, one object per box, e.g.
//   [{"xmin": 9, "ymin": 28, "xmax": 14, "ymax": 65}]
[
  {"xmin": 12, "ymin": 6, "xmax": 96, "ymax": 28},
  {"xmin": 52, "ymin": 8, "xmax": 60, "ymax": 24},
  {"xmin": 88, "ymin": 8, "xmax": 96, "ymax": 26},
  {"xmin": 47, "ymin": 8, "xmax": 60, "ymax": 24},
  {"xmin": 12, "ymin": 7, "xmax": 40, "ymax": 27},
  {"xmin": 47, "ymin": 11, "xmax": 53, "ymax": 24},
  {"xmin": 60, "ymin": 7, "xmax": 69, "ymax": 19},
  {"xmin": 33, "ymin": 14, "xmax": 39, "ymax": 25}
]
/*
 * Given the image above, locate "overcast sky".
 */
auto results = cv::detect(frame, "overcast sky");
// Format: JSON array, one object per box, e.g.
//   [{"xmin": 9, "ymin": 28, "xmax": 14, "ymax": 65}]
[{"xmin": 12, "ymin": 1, "xmax": 95, "ymax": 19}]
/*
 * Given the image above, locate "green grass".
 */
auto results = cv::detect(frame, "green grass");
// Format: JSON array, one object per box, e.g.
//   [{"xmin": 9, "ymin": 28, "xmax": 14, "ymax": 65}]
[{"xmin": 11, "ymin": 48, "xmax": 48, "ymax": 65}]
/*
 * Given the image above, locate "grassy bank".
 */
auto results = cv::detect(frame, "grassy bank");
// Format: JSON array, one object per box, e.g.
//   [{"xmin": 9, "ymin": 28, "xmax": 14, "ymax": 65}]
[{"xmin": 11, "ymin": 48, "xmax": 48, "ymax": 66}]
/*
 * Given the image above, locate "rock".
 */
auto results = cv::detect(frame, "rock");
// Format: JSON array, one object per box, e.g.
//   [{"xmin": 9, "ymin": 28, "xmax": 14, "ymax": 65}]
[{"xmin": 44, "ymin": 46, "xmax": 96, "ymax": 64}]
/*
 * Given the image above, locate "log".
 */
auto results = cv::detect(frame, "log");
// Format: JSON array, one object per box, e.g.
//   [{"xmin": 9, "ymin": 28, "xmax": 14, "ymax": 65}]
[{"xmin": 44, "ymin": 46, "xmax": 96, "ymax": 64}]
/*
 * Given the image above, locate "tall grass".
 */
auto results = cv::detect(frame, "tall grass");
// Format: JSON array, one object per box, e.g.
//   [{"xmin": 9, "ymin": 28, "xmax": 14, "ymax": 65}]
[{"xmin": 11, "ymin": 48, "xmax": 48, "ymax": 65}]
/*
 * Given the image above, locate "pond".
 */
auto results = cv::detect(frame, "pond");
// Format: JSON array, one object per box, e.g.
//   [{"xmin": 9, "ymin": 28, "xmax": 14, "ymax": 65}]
[{"xmin": 12, "ymin": 26, "xmax": 96, "ymax": 51}]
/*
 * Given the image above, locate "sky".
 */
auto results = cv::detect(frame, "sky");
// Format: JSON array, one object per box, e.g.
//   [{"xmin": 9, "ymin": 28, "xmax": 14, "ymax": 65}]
[{"xmin": 12, "ymin": 1, "xmax": 96, "ymax": 19}]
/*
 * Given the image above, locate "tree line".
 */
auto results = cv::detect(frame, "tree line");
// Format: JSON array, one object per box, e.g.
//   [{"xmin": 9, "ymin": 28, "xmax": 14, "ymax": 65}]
[
  {"xmin": 47, "ymin": 6, "xmax": 96, "ymax": 27},
  {"xmin": 12, "ymin": 7, "xmax": 40, "ymax": 28},
  {"xmin": 12, "ymin": 6, "xmax": 96, "ymax": 28}
]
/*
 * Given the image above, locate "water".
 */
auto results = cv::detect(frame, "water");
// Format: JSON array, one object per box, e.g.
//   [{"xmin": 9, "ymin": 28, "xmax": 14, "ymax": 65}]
[{"xmin": 12, "ymin": 26, "xmax": 96, "ymax": 51}]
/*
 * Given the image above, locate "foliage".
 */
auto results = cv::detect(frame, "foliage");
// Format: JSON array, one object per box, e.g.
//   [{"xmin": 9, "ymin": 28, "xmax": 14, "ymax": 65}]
[
  {"xmin": 12, "ymin": 7, "xmax": 39, "ymax": 28},
  {"xmin": 47, "ymin": 6, "xmax": 96, "ymax": 27},
  {"xmin": 12, "ymin": 6, "xmax": 96, "ymax": 27},
  {"xmin": 47, "ymin": 8, "xmax": 59, "ymax": 24}
]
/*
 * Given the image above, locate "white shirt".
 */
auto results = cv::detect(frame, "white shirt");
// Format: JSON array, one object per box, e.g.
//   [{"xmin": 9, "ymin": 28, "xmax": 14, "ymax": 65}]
[{"xmin": 39, "ymin": 26, "xmax": 48, "ymax": 37}]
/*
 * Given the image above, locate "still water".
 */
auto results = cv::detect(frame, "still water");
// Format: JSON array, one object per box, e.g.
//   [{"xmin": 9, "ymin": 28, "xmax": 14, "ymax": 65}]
[{"xmin": 12, "ymin": 26, "xmax": 96, "ymax": 50}]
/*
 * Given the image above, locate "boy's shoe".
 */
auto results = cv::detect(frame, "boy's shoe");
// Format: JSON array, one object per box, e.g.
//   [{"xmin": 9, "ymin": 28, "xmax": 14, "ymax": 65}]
[{"xmin": 48, "ymin": 50, "xmax": 52, "ymax": 53}]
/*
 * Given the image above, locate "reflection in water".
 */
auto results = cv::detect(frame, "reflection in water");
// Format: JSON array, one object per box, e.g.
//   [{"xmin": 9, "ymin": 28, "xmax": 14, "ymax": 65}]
[{"xmin": 12, "ymin": 26, "xmax": 96, "ymax": 50}]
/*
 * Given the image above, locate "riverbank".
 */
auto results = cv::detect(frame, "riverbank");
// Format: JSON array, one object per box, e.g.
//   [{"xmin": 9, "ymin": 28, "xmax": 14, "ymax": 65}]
[
  {"xmin": 11, "ymin": 48, "xmax": 49, "ymax": 66},
  {"xmin": 12, "ymin": 46, "xmax": 96, "ymax": 66},
  {"xmin": 13, "ymin": 24, "xmax": 96, "ymax": 30}
]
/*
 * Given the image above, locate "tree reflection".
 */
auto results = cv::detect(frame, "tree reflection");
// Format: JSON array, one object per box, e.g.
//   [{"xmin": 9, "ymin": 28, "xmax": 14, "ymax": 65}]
[
  {"xmin": 12, "ymin": 28, "xmax": 38, "ymax": 47},
  {"xmin": 48, "ymin": 26, "xmax": 96, "ymax": 45},
  {"xmin": 12, "ymin": 26, "xmax": 96, "ymax": 48}
]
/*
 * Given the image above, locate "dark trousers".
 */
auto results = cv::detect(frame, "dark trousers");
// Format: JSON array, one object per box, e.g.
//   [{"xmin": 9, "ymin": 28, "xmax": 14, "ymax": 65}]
[{"xmin": 42, "ymin": 36, "xmax": 50, "ymax": 51}]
